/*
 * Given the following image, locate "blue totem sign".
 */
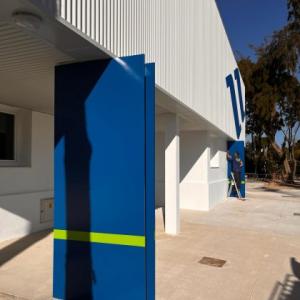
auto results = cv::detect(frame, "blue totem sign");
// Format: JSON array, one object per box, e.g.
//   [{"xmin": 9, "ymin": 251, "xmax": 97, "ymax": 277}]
[
  {"xmin": 53, "ymin": 55, "xmax": 155, "ymax": 299},
  {"xmin": 227, "ymin": 141, "xmax": 245, "ymax": 198}
]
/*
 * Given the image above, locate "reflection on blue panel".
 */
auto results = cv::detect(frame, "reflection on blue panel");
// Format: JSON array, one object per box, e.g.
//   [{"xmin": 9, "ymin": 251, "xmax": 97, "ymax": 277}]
[{"xmin": 85, "ymin": 56, "xmax": 145, "ymax": 236}]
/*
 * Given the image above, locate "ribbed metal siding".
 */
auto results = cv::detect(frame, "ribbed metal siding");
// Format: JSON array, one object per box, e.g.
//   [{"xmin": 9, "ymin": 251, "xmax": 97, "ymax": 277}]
[{"xmin": 57, "ymin": 0, "xmax": 244, "ymax": 140}]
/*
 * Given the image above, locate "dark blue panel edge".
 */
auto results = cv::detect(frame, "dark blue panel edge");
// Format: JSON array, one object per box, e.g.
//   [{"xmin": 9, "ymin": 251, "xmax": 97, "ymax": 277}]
[{"xmin": 145, "ymin": 63, "xmax": 155, "ymax": 300}]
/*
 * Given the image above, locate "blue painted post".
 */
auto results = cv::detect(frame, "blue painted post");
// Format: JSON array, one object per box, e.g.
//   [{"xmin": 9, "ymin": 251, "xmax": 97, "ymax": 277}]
[{"xmin": 53, "ymin": 55, "xmax": 155, "ymax": 299}]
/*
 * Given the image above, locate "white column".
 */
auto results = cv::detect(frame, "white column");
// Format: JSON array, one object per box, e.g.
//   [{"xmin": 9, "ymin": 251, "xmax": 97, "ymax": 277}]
[{"xmin": 164, "ymin": 114, "xmax": 180, "ymax": 235}]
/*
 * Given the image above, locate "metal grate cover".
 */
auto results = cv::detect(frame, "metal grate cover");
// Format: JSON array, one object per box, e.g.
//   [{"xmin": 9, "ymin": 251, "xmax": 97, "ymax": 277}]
[{"xmin": 199, "ymin": 257, "xmax": 226, "ymax": 268}]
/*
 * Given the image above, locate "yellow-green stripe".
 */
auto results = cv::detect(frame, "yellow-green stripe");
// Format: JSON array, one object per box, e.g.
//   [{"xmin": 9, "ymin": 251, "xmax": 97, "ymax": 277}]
[
  {"xmin": 228, "ymin": 180, "xmax": 245, "ymax": 184},
  {"xmin": 54, "ymin": 229, "xmax": 145, "ymax": 248}
]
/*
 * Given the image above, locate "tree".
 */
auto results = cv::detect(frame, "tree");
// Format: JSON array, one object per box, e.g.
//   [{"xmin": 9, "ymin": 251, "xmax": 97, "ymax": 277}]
[
  {"xmin": 238, "ymin": 58, "xmax": 266, "ymax": 174},
  {"xmin": 238, "ymin": 0, "xmax": 300, "ymax": 182}
]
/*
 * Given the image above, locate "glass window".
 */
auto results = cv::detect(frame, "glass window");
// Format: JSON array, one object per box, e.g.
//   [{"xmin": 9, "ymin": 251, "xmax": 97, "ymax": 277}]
[{"xmin": 0, "ymin": 112, "xmax": 15, "ymax": 160}]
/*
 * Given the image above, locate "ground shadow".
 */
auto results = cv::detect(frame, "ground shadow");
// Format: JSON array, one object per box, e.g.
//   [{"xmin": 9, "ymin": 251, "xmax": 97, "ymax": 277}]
[
  {"xmin": 268, "ymin": 257, "xmax": 300, "ymax": 300},
  {"xmin": 55, "ymin": 59, "xmax": 110, "ymax": 299},
  {"xmin": 0, "ymin": 230, "xmax": 51, "ymax": 267},
  {"xmin": 255, "ymin": 186, "xmax": 280, "ymax": 193},
  {"xmin": 254, "ymin": 185, "xmax": 300, "ymax": 198}
]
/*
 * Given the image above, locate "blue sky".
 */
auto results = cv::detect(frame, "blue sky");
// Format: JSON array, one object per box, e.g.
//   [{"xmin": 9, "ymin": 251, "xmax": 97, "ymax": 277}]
[{"xmin": 216, "ymin": 0, "xmax": 288, "ymax": 60}]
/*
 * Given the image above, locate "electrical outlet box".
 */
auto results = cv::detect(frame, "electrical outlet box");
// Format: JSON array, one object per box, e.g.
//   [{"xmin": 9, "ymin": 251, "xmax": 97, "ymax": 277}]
[{"xmin": 40, "ymin": 198, "xmax": 54, "ymax": 223}]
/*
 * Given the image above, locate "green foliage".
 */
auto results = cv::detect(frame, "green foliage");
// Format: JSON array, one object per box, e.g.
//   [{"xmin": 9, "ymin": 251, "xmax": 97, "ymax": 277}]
[{"xmin": 239, "ymin": 0, "xmax": 300, "ymax": 181}]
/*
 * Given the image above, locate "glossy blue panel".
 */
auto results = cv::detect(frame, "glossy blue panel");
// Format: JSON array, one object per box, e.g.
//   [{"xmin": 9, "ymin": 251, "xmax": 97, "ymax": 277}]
[
  {"xmin": 55, "ymin": 56, "xmax": 146, "ymax": 235},
  {"xmin": 227, "ymin": 141, "xmax": 246, "ymax": 198},
  {"xmin": 145, "ymin": 63, "xmax": 155, "ymax": 300},
  {"xmin": 53, "ymin": 240, "xmax": 146, "ymax": 299},
  {"xmin": 86, "ymin": 56, "xmax": 146, "ymax": 235},
  {"xmin": 54, "ymin": 55, "xmax": 155, "ymax": 299}
]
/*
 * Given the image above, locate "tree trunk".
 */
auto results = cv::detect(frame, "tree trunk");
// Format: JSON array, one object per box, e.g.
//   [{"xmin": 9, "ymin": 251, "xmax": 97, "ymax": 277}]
[
  {"xmin": 270, "ymin": 141, "xmax": 293, "ymax": 182},
  {"xmin": 291, "ymin": 147, "xmax": 297, "ymax": 182}
]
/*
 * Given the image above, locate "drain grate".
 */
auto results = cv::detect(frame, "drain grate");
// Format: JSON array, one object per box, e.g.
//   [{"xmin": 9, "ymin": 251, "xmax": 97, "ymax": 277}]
[
  {"xmin": 199, "ymin": 257, "xmax": 226, "ymax": 268},
  {"xmin": 294, "ymin": 213, "xmax": 300, "ymax": 216}
]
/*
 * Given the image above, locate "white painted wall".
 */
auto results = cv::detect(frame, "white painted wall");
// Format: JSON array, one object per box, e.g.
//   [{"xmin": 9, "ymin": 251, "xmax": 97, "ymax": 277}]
[
  {"xmin": 156, "ymin": 129, "xmax": 228, "ymax": 212},
  {"xmin": 155, "ymin": 131, "xmax": 165, "ymax": 208},
  {"xmin": 180, "ymin": 131, "xmax": 210, "ymax": 211},
  {"xmin": 207, "ymin": 135, "xmax": 228, "ymax": 209},
  {"xmin": 31, "ymin": 0, "xmax": 245, "ymax": 140},
  {"xmin": 164, "ymin": 114, "xmax": 180, "ymax": 234},
  {"xmin": 180, "ymin": 131, "xmax": 228, "ymax": 211},
  {"xmin": 0, "ymin": 110, "xmax": 54, "ymax": 241}
]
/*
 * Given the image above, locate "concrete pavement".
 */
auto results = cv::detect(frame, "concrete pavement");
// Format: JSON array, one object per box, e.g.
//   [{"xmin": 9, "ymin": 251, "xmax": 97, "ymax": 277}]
[
  {"xmin": 0, "ymin": 182, "xmax": 300, "ymax": 299},
  {"xmin": 156, "ymin": 182, "xmax": 300, "ymax": 299}
]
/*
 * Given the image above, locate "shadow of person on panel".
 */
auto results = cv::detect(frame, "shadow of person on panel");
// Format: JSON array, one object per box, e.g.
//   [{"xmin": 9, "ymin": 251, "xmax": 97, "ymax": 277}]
[{"xmin": 55, "ymin": 59, "xmax": 110, "ymax": 299}]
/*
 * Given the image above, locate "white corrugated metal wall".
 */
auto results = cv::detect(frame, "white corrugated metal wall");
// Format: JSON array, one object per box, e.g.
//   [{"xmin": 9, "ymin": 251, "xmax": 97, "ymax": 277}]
[{"xmin": 42, "ymin": 0, "xmax": 245, "ymax": 140}]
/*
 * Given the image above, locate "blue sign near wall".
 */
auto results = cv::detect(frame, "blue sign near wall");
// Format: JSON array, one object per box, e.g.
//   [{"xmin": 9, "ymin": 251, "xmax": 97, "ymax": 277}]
[
  {"xmin": 53, "ymin": 55, "xmax": 155, "ymax": 299},
  {"xmin": 226, "ymin": 69, "xmax": 246, "ymax": 198}
]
